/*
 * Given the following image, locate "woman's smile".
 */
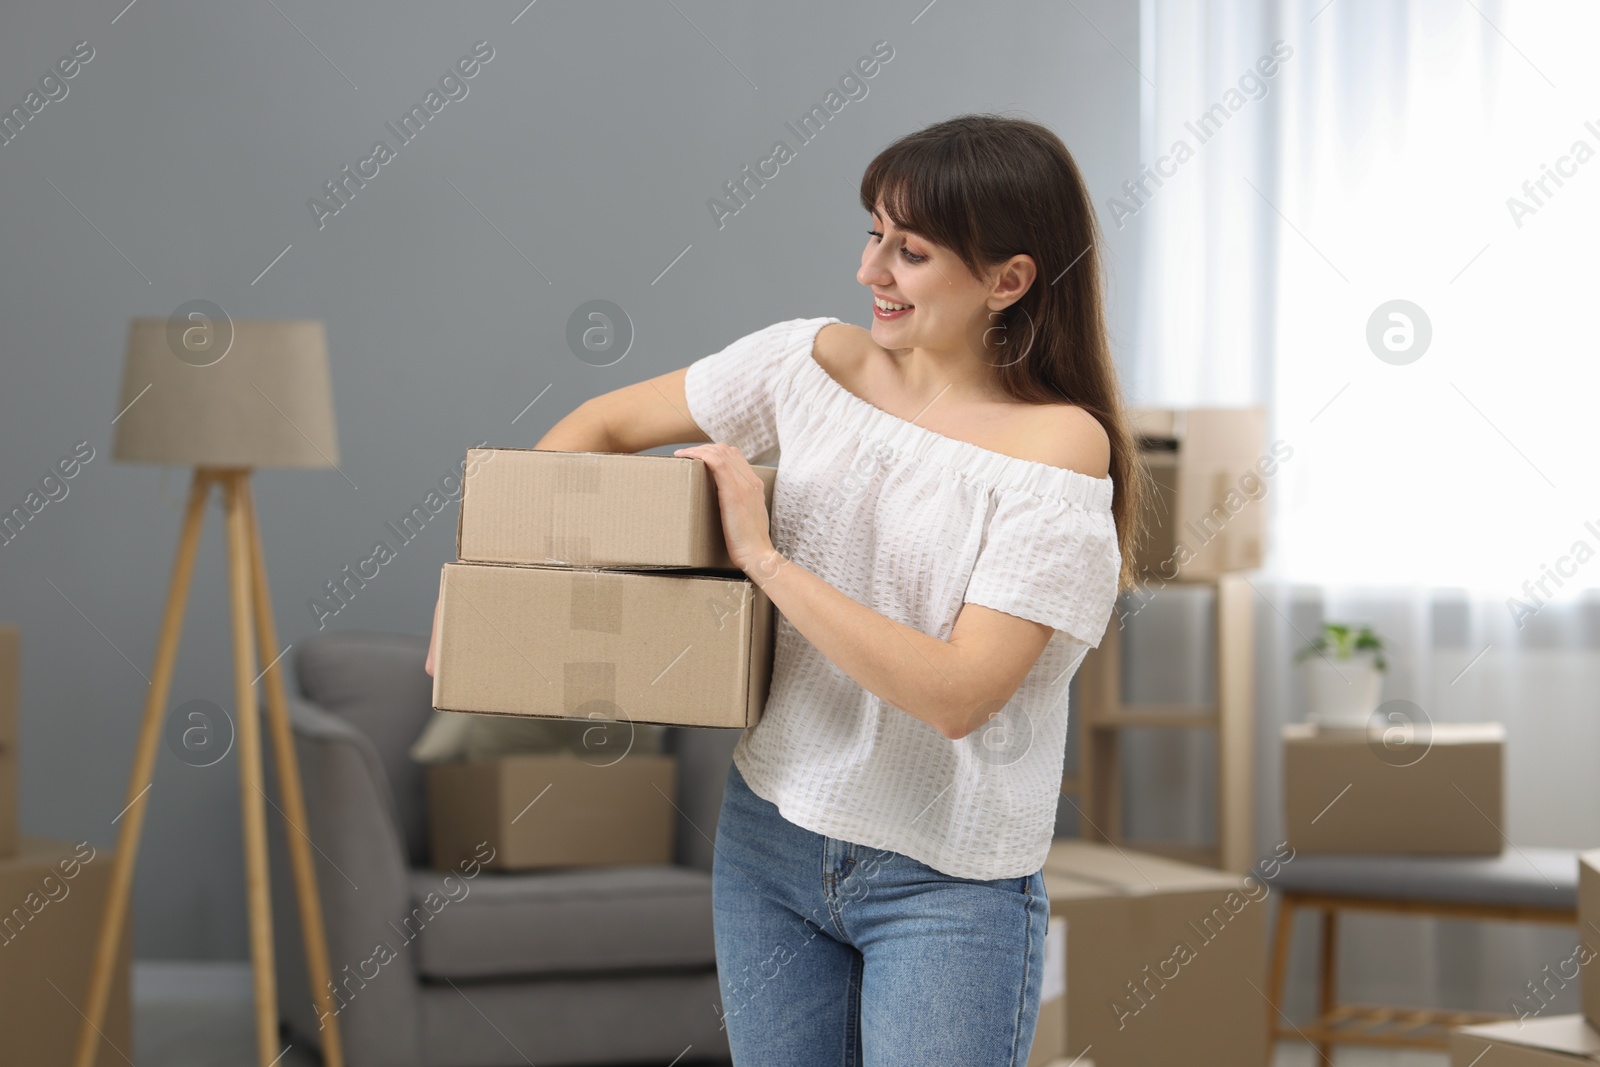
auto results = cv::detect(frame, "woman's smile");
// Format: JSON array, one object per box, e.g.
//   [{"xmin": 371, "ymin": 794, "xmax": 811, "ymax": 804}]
[{"xmin": 872, "ymin": 294, "xmax": 913, "ymax": 320}]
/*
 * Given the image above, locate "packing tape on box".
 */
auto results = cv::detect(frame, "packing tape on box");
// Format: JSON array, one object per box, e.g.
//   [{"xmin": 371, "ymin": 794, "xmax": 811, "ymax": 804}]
[
  {"xmin": 540, "ymin": 453, "xmax": 604, "ymax": 564},
  {"xmin": 565, "ymin": 571, "xmax": 625, "ymax": 718},
  {"xmin": 569, "ymin": 570, "xmax": 624, "ymax": 633},
  {"xmin": 553, "ymin": 452, "xmax": 605, "ymax": 495}
]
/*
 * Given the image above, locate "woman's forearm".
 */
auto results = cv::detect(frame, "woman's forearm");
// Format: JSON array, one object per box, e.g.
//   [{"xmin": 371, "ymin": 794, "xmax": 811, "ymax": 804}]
[
  {"xmin": 533, "ymin": 399, "xmax": 620, "ymax": 452},
  {"xmin": 749, "ymin": 550, "xmax": 976, "ymax": 739}
]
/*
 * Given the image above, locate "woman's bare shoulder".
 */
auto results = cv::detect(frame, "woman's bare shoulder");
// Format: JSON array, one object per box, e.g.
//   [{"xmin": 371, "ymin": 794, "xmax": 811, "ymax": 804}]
[
  {"xmin": 1011, "ymin": 403, "xmax": 1112, "ymax": 477},
  {"xmin": 812, "ymin": 321, "xmax": 875, "ymax": 378}
]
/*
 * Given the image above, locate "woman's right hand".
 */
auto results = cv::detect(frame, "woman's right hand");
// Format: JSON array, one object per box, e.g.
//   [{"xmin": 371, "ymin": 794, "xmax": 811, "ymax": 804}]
[{"xmin": 424, "ymin": 565, "xmax": 445, "ymax": 678}]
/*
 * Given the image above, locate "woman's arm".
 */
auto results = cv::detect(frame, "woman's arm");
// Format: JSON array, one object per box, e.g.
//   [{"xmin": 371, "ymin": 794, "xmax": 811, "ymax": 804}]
[
  {"xmin": 539, "ymin": 366, "xmax": 710, "ymax": 454},
  {"xmin": 758, "ymin": 552, "xmax": 1056, "ymax": 741},
  {"xmin": 674, "ymin": 441, "xmax": 1057, "ymax": 742}
]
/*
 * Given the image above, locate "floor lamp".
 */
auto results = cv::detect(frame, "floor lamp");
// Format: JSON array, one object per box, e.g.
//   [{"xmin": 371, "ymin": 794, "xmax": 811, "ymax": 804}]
[{"xmin": 74, "ymin": 316, "xmax": 347, "ymax": 1067}]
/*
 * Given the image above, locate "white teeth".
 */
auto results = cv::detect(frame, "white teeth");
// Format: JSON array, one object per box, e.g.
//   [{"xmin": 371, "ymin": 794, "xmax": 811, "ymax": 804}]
[{"xmin": 875, "ymin": 297, "xmax": 912, "ymax": 311}]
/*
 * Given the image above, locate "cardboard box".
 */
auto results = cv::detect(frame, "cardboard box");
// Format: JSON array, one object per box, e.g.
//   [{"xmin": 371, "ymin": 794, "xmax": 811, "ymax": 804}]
[
  {"xmin": 1129, "ymin": 406, "xmax": 1268, "ymax": 581},
  {"xmin": 1042, "ymin": 840, "xmax": 1269, "ymax": 1067},
  {"xmin": 0, "ymin": 625, "xmax": 15, "ymax": 859},
  {"xmin": 433, "ymin": 561, "xmax": 773, "ymax": 729},
  {"xmin": 426, "ymin": 751, "xmax": 677, "ymax": 871},
  {"xmin": 458, "ymin": 447, "xmax": 779, "ymax": 571},
  {"xmin": 1582, "ymin": 850, "xmax": 1600, "ymax": 1033},
  {"xmin": 1025, "ymin": 911, "xmax": 1068, "ymax": 1067},
  {"xmin": 0, "ymin": 835, "xmax": 132, "ymax": 1066},
  {"xmin": 1451, "ymin": 1015, "xmax": 1600, "ymax": 1065},
  {"xmin": 1283, "ymin": 722, "xmax": 1504, "ymax": 854}
]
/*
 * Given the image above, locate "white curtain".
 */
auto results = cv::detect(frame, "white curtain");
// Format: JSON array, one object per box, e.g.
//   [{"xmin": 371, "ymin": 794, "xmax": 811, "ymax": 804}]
[{"xmin": 1118, "ymin": 0, "xmax": 1600, "ymax": 1017}]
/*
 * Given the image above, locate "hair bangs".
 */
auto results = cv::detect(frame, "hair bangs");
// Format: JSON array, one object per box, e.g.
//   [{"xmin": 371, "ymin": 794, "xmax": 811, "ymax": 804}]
[{"xmin": 859, "ymin": 140, "xmax": 985, "ymax": 277}]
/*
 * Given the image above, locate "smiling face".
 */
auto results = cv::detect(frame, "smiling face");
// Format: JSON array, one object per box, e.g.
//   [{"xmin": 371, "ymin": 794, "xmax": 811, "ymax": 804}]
[{"xmin": 856, "ymin": 199, "xmax": 1036, "ymax": 363}]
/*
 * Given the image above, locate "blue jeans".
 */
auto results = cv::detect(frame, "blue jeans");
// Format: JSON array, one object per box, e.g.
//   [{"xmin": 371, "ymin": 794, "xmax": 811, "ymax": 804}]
[{"xmin": 711, "ymin": 758, "xmax": 1050, "ymax": 1066}]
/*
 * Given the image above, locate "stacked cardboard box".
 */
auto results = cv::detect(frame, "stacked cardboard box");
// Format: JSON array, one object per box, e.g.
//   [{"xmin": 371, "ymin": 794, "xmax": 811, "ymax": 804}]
[
  {"xmin": 427, "ymin": 448, "xmax": 778, "ymax": 871},
  {"xmin": 455, "ymin": 445, "xmax": 777, "ymax": 571},
  {"xmin": 433, "ymin": 448, "xmax": 778, "ymax": 729},
  {"xmin": 1040, "ymin": 840, "xmax": 1271, "ymax": 1067},
  {"xmin": 1283, "ymin": 721, "xmax": 1505, "ymax": 854}
]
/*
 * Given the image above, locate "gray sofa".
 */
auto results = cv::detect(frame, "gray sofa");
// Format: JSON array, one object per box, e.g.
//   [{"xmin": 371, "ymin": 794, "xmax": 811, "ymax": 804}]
[{"xmin": 265, "ymin": 630, "xmax": 739, "ymax": 1067}]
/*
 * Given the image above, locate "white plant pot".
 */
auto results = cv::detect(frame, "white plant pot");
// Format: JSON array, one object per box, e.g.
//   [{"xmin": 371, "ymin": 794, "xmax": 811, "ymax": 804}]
[{"xmin": 1303, "ymin": 652, "xmax": 1384, "ymax": 729}]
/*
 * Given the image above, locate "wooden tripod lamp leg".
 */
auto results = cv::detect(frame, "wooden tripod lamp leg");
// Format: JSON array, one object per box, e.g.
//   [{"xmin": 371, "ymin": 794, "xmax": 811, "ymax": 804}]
[
  {"xmin": 240, "ymin": 476, "xmax": 346, "ymax": 1067},
  {"xmin": 222, "ymin": 471, "xmax": 282, "ymax": 1067},
  {"xmin": 73, "ymin": 469, "xmax": 214, "ymax": 1067}
]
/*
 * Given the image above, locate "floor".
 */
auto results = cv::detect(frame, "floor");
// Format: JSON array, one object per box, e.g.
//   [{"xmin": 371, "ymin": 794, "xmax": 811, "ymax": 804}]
[
  {"xmin": 134, "ymin": 999, "xmax": 1454, "ymax": 1065},
  {"xmin": 130, "ymin": 964, "xmax": 1451, "ymax": 1067},
  {"xmin": 134, "ymin": 998, "xmax": 731, "ymax": 1067}
]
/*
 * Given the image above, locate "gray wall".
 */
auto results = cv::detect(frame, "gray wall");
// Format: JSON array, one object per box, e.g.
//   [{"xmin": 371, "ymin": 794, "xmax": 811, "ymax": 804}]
[{"xmin": 0, "ymin": 0, "xmax": 1140, "ymax": 959}]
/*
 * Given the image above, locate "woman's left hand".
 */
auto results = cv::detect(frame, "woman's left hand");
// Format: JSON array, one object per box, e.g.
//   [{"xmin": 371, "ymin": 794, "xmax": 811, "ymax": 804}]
[{"xmin": 674, "ymin": 442, "xmax": 778, "ymax": 577}]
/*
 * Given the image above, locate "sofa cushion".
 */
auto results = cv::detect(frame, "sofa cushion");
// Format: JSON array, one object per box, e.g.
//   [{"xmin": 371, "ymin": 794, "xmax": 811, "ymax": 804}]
[{"xmin": 407, "ymin": 864, "xmax": 717, "ymax": 980}]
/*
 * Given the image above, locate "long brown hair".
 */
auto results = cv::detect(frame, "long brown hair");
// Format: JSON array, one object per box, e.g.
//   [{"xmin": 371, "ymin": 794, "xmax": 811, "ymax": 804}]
[{"xmin": 859, "ymin": 113, "xmax": 1151, "ymax": 592}]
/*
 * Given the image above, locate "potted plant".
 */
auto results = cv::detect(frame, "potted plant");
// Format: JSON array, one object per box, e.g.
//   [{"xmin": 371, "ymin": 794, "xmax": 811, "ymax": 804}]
[{"xmin": 1293, "ymin": 622, "xmax": 1388, "ymax": 729}]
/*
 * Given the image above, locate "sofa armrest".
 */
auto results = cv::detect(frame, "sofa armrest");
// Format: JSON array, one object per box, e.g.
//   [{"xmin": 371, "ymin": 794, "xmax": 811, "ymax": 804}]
[{"xmin": 267, "ymin": 692, "xmax": 423, "ymax": 1067}]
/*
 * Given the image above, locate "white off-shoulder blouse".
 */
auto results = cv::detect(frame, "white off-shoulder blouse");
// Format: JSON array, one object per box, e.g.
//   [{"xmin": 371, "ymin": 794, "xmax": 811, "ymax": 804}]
[{"xmin": 683, "ymin": 316, "xmax": 1122, "ymax": 880}]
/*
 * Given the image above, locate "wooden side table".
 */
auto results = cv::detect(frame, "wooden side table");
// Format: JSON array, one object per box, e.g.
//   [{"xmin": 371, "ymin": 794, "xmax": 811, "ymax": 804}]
[{"xmin": 1264, "ymin": 850, "xmax": 1580, "ymax": 1056}]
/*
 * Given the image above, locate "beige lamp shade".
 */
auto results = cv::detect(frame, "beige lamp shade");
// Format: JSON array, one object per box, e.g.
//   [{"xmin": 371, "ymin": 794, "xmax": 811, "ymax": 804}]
[{"xmin": 112, "ymin": 316, "xmax": 340, "ymax": 468}]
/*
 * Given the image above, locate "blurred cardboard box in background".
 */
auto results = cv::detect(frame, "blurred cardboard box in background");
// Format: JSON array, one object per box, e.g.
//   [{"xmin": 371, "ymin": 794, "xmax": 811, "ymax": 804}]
[
  {"xmin": 0, "ymin": 835, "xmax": 131, "ymax": 1067},
  {"xmin": 1450, "ymin": 1014, "xmax": 1600, "ymax": 1065},
  {"xmin": 426, "ymin": 751, "xmax": 677, "ymax": 872},
  {"xmin": 1025, "ymin": 911, "xmax": 1066, "ymax": 1066},
  {"xmin": 1042, "ymin": 840, "xmax": 1271, "ymax": 1067},
  {"xmin": 1128, "ymin": 406, "xmax": 1269, "ymax": 581},
  {"xmin": 1283, "ymin": 722, "xmax": 1504, "ymax": 855}
]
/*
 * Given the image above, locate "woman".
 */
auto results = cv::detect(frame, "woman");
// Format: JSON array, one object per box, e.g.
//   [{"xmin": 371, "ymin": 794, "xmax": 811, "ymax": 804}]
[{"xmin": 428, "ymin": 113, "xmax": 1148, "ymax": 1064}]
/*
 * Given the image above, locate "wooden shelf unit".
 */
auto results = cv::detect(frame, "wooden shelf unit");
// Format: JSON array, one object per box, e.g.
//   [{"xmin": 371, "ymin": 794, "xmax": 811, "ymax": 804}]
[{"xmin": 1062, "ymin": 571, "xmax": 1256, "ymax": 874}]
